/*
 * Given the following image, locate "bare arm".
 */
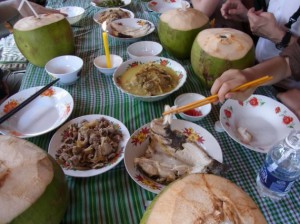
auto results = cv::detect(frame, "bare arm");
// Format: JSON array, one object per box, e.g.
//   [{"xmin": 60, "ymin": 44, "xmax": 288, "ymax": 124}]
[
  {"xmin": 210, "ymin": 56, "xmax": 291, "ymax": 103},
  {"xmin": 191, "ymin": 0, "xmax": 220, "ymax": 17}
]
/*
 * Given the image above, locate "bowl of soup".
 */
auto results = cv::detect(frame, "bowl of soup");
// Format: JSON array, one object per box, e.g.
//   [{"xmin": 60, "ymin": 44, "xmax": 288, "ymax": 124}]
[{"xmin": 113, "ymin": 56, "xmax": 187, "ymax": 102}]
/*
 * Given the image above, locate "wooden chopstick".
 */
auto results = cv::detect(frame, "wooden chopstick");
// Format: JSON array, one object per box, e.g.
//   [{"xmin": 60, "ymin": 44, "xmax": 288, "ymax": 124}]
[
  {"xmin": 0, "ymin": 78, "xmax": 60, "ymax": 124},
  {"xmin": 163, "ymin": 75, "xmax": 273, "ymax": 116}
]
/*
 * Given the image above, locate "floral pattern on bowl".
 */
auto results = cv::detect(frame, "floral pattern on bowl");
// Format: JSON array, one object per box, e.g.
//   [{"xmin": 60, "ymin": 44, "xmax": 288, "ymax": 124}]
[
  {"xmin": 124, "ymin": 119, "xmax": 222, "ymax": 194},
  {"xmin": 0, "ymin": 86, "xmax": 74, "ymax": 138},
  {"xmin": 220, "ymin": 94, "xmax": 300, "ymax": 153}
]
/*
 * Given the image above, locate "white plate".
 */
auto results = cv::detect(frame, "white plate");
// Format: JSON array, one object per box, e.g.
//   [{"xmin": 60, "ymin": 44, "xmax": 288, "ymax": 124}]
[
  {"xmin": 48, "ymin": 114, "xmax": 130, "ymax": 178},
  {"xmin": 220, "ymin": 94, "xmax": 300, "ymax": 153},
  {"xmin": 91, "ymin": 0, "xmax": 131, "ymax": 8},
  {"xmin": 93, "ymin": 8, "xmax": 134, "ymax": 25},
  {"xmin": 124, "ymin": 119, "xmax": 223, "ymax": 194},
  {"xmin": 105, "ymin": 18, "xmax": 155, "ymax": 43},
  {"xmin": 147, "ymin": 0, "xmax": 190, "ymax": 13},
  {"xmin": 0, "ymin": 86, "xmax": 73, "ymax": 138}
]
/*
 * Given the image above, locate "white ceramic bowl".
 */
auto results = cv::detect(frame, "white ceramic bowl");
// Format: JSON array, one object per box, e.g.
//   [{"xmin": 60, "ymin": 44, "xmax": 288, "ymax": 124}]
[
  {"xmin": 94, "ymin": 54, "xmax": 123, "ymax": 75},
  {"xmin": 174, "ymin": 93, "xmax": 212, "ymax": 122},
  {"xmin": 93, "ymin": 8, "xmax": 134, "ymax": 25},
  {"xmin": 113, "ymin": 56, "xmax": 187, "ymax": 102},
  {"xmin": 59, "ymin": 6, "xmax": 85, "ymax": 24},
  {"xmin": 45, "ymin": 55, "xmax": 83, "ymax": 85},
  {"xmin": 220, "ymin": 94, "xmax": 300, "ymax": 153},
  {"xmin": 127, "ymin": 41, "xmax": 163, "ymax": 59}
]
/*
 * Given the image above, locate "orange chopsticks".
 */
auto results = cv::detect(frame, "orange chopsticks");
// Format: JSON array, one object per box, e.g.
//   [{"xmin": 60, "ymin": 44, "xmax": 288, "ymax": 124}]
[{"xmin": 163, "ymin": 75, "xmax": 273, "ymax": 116}]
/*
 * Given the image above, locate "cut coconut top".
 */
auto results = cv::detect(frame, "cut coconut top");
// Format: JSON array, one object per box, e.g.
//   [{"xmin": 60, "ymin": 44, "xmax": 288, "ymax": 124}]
[
  {"xmin": 196, "ymin": 28, "xmax": 254, "ymax": 60},
  {"xmin": 14, "ymin": 13, "xmax": 65, "ymax": 31},
  {"xmin": 143, "ymin": 174, "xmax": 267, "ymax": 224},
  {"xmin": 160, "ymin": 8, "xmax": 209, "ymax": 31},
  {"xmin": 0, "ymin": 136, "xmax": 53, "ymax": 223}
]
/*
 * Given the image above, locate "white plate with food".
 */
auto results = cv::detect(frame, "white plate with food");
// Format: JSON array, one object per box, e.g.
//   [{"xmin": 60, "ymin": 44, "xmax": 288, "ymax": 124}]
[
  {"xmin": 0, "ymin": 86, "xmax": 73, "ymax": 138},
  {"xmin": 124, "ymin": 117, "xmax": 224, "ymax": 194},
  {"xmin": 105, "ymin": 18, "xmax": 155, "ymax": 43},
  {"xmin": 113, "ymin": 56, "xmax": 187, "ymax": 102},
  {"xmin": 91, "ymin": 0, "xmax": 131, "ymax": 8},
  {"xmin": 220, "ymin": 94, "xmax": 300, "ymax": 153},
  {"xmin": 48, "ymin": 114, "xmax": 130, "ymax": 177},
  {"xmin": 93, "ymin": 8, "xmax": 134, "ymax": 25},
  {"xmin": 147, "ymin": 0, "xmax": 190, "ymax": 13}
]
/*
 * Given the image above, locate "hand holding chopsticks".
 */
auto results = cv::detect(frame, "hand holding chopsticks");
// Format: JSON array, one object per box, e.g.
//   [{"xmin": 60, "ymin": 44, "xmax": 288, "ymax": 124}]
[
  {"xmin": 163, "ymin": 75, "xmax": 273, "ymax": 116},
  {"xmin": 0, "ymin": 79, "xmax": 60, "ymax": 124}
]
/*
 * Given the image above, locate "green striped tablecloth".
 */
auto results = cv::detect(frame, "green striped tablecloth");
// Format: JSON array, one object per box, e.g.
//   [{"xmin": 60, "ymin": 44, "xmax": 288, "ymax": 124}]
[{"xmin": 19, "ymin": 0, "xmax": 300, "ymax": 223}]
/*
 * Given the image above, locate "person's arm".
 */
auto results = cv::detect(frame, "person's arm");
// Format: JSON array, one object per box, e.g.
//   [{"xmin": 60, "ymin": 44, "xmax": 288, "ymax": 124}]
[
  {"xmin": 220, "ymin": 0, "xmax": 249, "ymax": 22},
  {"xmin": 247, "ymin": 8, "xmax": 298, "ymax": 48},
  {"xmin": 0, "ymin": 0, "xmax": 62, "ymax": 19},
  {"xmin": 210, "ymin": 56, "xmax": 292, "ymax": 103},
  {"xmin": 191, "ymin": 0, "xmax": 220, "ymax": 17}
]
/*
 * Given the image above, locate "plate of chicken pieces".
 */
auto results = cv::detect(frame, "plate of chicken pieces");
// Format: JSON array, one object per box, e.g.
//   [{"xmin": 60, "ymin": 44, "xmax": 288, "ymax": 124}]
[
  {"xmin": 48, "ymin": 114, "xmax": 130, "ymax": 177},
  {"xmin": 124, "ymin": 115, "xmax": 228, "ymax": 194}
]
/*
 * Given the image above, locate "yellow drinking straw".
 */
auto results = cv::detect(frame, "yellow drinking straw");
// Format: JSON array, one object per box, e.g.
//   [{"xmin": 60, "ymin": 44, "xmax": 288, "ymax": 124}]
[{"xmin": 102, "ymin": 30, "xmax": 111, "ymax": 68}]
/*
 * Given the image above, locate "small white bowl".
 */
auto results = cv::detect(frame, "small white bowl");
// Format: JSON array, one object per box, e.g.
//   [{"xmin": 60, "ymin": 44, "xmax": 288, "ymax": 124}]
[
  {"xmin": 94, "ymin": 54, "xmax": 123, "ymax": 75},
  {"xmin": 174, "ymin": 93, "xmax": 212, "ymax": 122},
  {"xmin": 59, "ymin": 6, "xmax": 85, "ymax": 24},
  {"xmin": 45, "ymin": 55, "xmax": 83, "ymax": 85},
  {"xmin": 127, "ymin": 41, "xmax": 163, "ymax": 59}
]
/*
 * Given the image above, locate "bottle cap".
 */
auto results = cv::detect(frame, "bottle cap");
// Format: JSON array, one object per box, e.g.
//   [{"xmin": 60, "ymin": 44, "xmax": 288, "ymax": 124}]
[{"xmin": 286, "ymin": 130, "xmax": 300, "ymax": 149}]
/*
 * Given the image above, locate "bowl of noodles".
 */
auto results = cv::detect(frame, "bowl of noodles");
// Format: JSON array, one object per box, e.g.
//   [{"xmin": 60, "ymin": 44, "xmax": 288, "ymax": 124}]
[{"xmin": 113, "ymin": 56, "xmax": 187, "ymax": 102}]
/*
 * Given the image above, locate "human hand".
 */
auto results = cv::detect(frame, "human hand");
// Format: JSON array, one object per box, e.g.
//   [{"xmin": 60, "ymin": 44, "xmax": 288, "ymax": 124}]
[
  {"xmin": 220, "ymin": 0, "xmax": 248, "ymax": 22},
  {"xmin": 210, "ymin": 69, "xmax": 256, "ymax": 103},
  {"xmin": 247, "ymin": 8, "xmax": 284, "ymax": 43}
]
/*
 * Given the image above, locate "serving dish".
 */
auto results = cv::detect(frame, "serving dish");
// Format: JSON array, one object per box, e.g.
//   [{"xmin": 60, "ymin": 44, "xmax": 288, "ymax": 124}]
[
  {"xmin": 91, "ymin": 0, "xmax": 131, "ymax": 8},
  {"xmin": 147, "ymin": 0, "xmax": 190, "ymax": 13},
  {"xmin": 105, "ymin": 18, "xmax": 155, "ymax": 43},
  {"xmin": 93, "ymin": 8, "xmax": 134, "ymax": 25},
  {"xmin": 113, "ymin": 56, "xmax": 187, "ymax": 102},
  {"xmin": 124, "ymin": 119, "xmax": 223, "ymax": 194},
  {"xmin": 48, "ymin": 114, "xmax": 130, "ymax": 178},
  {"xmin": 0, "ymin": 86, "xmax": 73, "ymax": 138},
  {"xmin": 220, "ymin": 94, "xmax": 300, "ymax": 153}
]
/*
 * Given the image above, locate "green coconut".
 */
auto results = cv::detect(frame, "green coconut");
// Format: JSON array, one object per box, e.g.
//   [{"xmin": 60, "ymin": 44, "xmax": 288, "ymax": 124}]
[
  {"xmin": 0, "ymin": 136, "xmax": 69, "ymax": 224},
  {"xmin": 13, "ymin": 13, "xmax": 75, "ymax": 67},
  {"xmin": 191, "ymin": 28, "xmax": 255, "ymax": 88},
  {"xmin": 158, "ymin": 8, "xmax": 209, "ymax": 59},
  {"xmin": 141, "ymin": 174, "xmax": 267, "ymax": 224}
]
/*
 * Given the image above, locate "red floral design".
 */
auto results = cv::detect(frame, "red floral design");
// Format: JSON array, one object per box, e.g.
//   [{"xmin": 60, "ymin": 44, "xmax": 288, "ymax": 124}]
[
  {"xmin": 283, "ymin": 116, "xmax": 293, "ymax": 125},
  {"xmin": 160, "ymin": 59, "xmax": 168, "ymax": 66},
  {"xmin": 3, "ymin": 99, "xmax": 19, "ymax": 113},
  {"xmin": 249, "ymin": 97, "xmax": 259, "ymax": 106},
  {"xmin": 64, "ymin": 104, "xmax": 71, "ymax": 117},
  {"xmin": 170, "ymin": 0, "xmax": 176, "ymax": 2},
  {"xmin": 135, "ymin": 174, "xmax": 162, "ymax": 190},
  {"xmin": 275, "ymin": 106, "xmax": 281, "ymax": 114},
  {"xmin": 129, "ymin": 62, "xmax": 139, "ymax": 67},
  {"xmin": 224, "ymin": 109, "xmax": 231, "ymax": 118},
  {"xmin": 41, "ymin": 88, "xmax": 55, "ymax": 97},
  {"xmin": 150, "ymin": 1, "xmax": 157, "ymax": 5},
  {"xmin": 238, "ymin": 101, "xmax": 244, "ymax": 106},
  {"xmin": 131, "ymin": 127, "xmax": 150, "ymax": 145}
]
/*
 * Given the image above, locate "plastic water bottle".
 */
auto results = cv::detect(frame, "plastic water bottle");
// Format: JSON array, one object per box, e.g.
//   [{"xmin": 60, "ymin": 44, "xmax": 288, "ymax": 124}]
[{"xmin": 256, "ymin": 130, "xmax": 300, "ymax": 201}]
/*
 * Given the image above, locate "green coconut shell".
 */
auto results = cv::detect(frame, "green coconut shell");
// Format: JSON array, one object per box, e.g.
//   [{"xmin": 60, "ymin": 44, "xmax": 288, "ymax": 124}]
[
  {"xmin": 158, "ymin": 8, "xmax": 209, "ymax": 59},
  {"xmin": 11, "ymin": 156, "xmax": 69, "ymax": 224},
  {"xmin": 0, "ymin": 136, "xmax": 69, "ymax": 224},
  {"xmin": 13, "ymin": 14, "xmax": 75, "ymax": 67},
  {"xmin": 191, "ymin": 28, "xmax": 255, "ymax": 88},
  {"xmin": 140, "ymin": 174, "xmax": 267, "ymax": 224}
]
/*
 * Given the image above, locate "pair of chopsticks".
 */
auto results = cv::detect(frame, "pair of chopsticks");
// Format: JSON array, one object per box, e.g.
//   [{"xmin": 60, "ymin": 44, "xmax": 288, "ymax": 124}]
[
  {"xmin": 0, "ymin": 79, "xmax": 60, "ymax": 124},
  {"xmin": 163, "ymin": 75, "xmax": 273, "ymax": 116}
]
